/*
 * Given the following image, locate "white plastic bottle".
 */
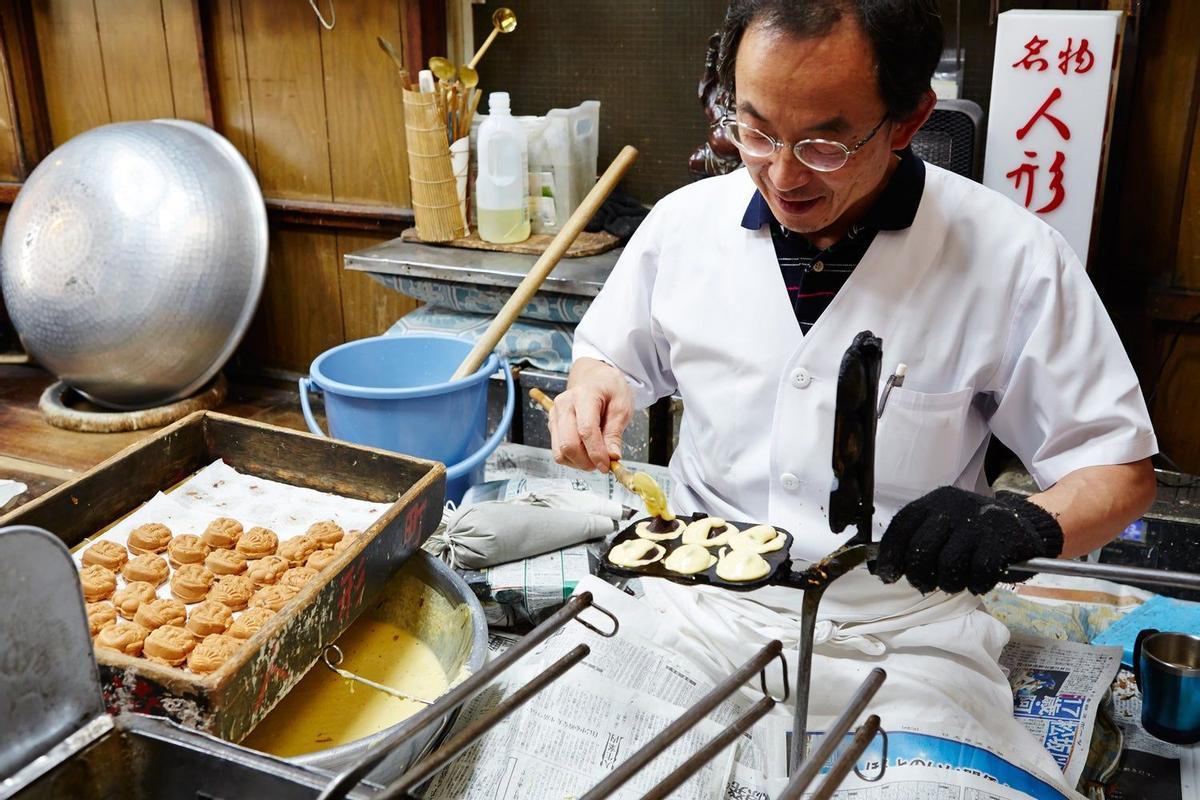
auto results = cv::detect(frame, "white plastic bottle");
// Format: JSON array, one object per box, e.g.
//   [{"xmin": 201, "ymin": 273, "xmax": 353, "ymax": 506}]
[{"xmin": 475, "ymin": 92, "xmax": 531, "ymax": 244}]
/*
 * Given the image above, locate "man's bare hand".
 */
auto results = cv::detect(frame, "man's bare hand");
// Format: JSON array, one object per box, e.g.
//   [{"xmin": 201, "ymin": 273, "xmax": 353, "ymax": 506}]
[{"xmin": 548, "ymin": 358, "xmax": 633, "ymax": 472}]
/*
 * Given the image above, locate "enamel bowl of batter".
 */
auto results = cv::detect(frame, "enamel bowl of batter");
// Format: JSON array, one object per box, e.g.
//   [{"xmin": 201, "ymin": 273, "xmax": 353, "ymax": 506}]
[{"xmin": 240, "ymin": 550, "xmax": 487, "ymax": 783}]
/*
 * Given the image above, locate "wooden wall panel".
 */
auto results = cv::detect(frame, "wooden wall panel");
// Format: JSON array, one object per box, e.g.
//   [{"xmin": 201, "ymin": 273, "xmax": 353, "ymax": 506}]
[
  {"xmin": 32, "ymin": 0, "xmax": 112, "ymax": 143},
  {"xmin": 205, "ymin": 0, "xmax": 257, "ymax": 168},
  {"xmin": 243, "ymin": 227, "xmax": 344, "ymax": 373},
  {"xmin": 238, "ymin": 0, "xmax": 332, "ymax": 200},
  {"xmin": 320, "ymin": 2, "xmax": 411, "ymax": 206},
  {"xmin": 0, "ymin": 35, "xmax": 20, "ymax": 180},
  {"xmin": 1110, "ymin": 0, "xmax": 1200, "ymax": 283},
  {"xmin": 1178, "ymin": 120, "xmax": 1200, "ymax": 290},
  {"xmin": 94, "ymin": 0, "xmax": 176, "ymax": 121},
  {"xmin": 337, "ymin": 232, "xmax": 419, "ymax": 342},
  {"xmin": 161, "ymin": 0, "xmax": 210, "ymax": 123}
]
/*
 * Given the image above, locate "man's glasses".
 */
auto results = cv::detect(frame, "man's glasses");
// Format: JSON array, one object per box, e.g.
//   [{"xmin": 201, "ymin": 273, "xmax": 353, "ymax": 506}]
[{"xmin": 718, "ymin": 115, "xmax": 889, "ymax": 172}]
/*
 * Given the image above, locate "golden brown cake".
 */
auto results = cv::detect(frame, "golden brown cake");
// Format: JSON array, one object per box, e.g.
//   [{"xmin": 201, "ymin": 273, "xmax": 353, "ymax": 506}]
[
  {"xmin": 187, "ymin": 634, "xmax": 241, "ymax": 674},
  {"xmin": 248, "ymin": 584, "xmax": 299, "ymax": 612},
  {"xmin": 127, "ymin": 522, "xmax": 173, "ymax": 555},
  {"xmin": 333, "ymin": 532, "xmax": 361, "ymax": 553},
  {"xmin": 278, "ymin": 566, "xmax": 318, "ymax": 591},
  {"xmin": 134, "ymin": 597, "xmax": 187, "ymax": 631},
  {"xmin": 306, "ymin": 520, "xmax": 345, "ymax": 550},
  {"xmin": 170, "ymin": 563, "xmax": 215, "ymax": 604},
  {"xmin": 94, "ymin": 621, "xmax": 150, "ymax": 656},
  {"xmin": 306, "ymin": 549, "xmax": 339, "ymax": 572},
  {"xmin": 122, "ymin": 553, "xmax": 170, "ymax": 586},
  {"xmin": 235, "ymin": 526, "xmax": 279, "ymax": 559},
  {"xmin": 185, "ymin": 600, "xmax": 234, "ymax": 638},
  {"xmin": 82, "ymin": 540, "xmax": 129, "ymax": 572},
  {"xmin": 80, "ymin": 564, "xmax": 117, "ymax": 602},
  {"xmin": 201, "ymin": 517, "xmax": 243, "ymax": 550},
  {"xmin": 277, "ymin": 535, "xmax": 320, "ymax": 567},
  {"xmin": 208, "ymin": 574, "xmax": 255, "ymax": 611},
  {"xmin": 245, "ymin": 555, "xmax": 290, "ymax": 586},
  {"xmin": 228, "ymin": 606, "xmax": 275, "ymax": 639},
  {"xmin": 205, "ymin": 548, "xmax": 247, "ymax": 576},
  {"xmin": 112, "ymin": 581, "xmax": 158, "ymax": 620},
  {"xmin": 87, "ymin": 602, "xmax": 117, "ymax": 636},
  {"xmin": 144, "ymin": 625, "xmax": 196, "ymax": 666},
  {"xmin": 167, "ymin": 534, "xmax": 209, "ymax": 568}
]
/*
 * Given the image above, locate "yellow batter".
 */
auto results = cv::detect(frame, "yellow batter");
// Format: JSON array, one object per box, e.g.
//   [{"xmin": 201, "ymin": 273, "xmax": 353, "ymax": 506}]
[{"xmin": 242, "ymin": 620, "xmax": 448, "ymax": 758}]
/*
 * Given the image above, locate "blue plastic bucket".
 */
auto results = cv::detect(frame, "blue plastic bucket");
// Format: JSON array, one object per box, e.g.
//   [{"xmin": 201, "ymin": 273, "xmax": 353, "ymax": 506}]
[{"xmin": 299, "ymin": 334, "xmax": 514, "ymax": 503}]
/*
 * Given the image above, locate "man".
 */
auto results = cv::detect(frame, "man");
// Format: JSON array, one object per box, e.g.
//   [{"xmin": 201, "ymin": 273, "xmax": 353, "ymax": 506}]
[{"xmin": 551, "ymin": 0, "xmax": 1156, "ymax": 796}]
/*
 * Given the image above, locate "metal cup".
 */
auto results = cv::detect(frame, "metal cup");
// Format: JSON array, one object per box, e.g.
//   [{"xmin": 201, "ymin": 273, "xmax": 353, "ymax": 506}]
[{"xmin": 1134, "ymin": 629, "xmax": 1200, "ymax": 745}]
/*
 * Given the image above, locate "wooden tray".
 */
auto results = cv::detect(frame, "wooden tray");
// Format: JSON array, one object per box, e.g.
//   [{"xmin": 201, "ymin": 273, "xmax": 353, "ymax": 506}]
[
  {"xmin": 400, "ymin": 225, "xmax": 619, "ymax": 258},
  {"xmin": 0, "ymin": 411, "xmax": 446, "ymax": 743}
]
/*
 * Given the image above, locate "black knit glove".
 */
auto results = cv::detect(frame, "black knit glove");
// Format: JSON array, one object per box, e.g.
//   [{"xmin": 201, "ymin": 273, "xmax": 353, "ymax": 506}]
[{"xmin": 874, "ymin": 487, "xmax": 1064, "ymax": 595}]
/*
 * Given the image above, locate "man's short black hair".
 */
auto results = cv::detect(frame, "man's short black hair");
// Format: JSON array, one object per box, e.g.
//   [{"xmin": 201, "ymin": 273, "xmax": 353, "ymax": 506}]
[{"xmin": 717, "ymin": 0, "xmax": 944, "ymax": 121}]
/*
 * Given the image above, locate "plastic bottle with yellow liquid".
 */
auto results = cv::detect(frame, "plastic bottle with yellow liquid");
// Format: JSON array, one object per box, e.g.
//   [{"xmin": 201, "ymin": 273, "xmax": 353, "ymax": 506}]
[{"xmin": 476, "ymin": 92, "xmax": 531, "ymax": 244}]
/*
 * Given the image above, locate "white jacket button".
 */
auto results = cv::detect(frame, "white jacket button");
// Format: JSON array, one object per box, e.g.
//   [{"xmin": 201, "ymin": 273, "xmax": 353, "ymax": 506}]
[
  {"xmin": 789, "ymin": 368, "xmax": 812, "ymax": 389},
  {"xmin": 781, "ymin": 473, "xmax": 802, "ymax": 491}
]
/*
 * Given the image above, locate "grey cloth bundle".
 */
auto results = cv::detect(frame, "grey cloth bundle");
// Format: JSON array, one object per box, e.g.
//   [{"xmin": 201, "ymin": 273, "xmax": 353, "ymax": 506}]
[{"xmin": 424, "ymin": 492, "xmax": 622, "ymax": 570}]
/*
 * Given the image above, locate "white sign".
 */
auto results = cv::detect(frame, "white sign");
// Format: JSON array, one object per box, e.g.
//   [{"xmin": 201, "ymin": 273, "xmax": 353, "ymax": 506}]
[{"xmin": 983, "ymin": 10, "xmax": 1121, "ymax": 265}]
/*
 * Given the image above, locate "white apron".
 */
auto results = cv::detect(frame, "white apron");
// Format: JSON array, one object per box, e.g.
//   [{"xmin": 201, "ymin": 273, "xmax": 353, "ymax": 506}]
[{"xmin": 572, "ymin": 164, "xmax": 1156, "ymax": 798}]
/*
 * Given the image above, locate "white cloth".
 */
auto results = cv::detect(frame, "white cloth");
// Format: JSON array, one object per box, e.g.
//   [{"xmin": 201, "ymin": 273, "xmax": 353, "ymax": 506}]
[{"xmin": 572, "ymin": 164, "xmax": 1157, "ymax": 797}]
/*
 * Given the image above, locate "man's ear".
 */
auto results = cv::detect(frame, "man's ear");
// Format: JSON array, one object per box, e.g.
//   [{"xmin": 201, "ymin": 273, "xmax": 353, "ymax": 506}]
[{"xmin": 889, "ymin": 89, "xmax": 937, "ymax": 151}]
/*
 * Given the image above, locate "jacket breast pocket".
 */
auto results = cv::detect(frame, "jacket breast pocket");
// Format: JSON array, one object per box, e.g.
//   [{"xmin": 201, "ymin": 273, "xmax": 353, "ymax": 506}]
[{"xmin": 874, "ymin": 386, "xmax": 977, "ymax": 497}]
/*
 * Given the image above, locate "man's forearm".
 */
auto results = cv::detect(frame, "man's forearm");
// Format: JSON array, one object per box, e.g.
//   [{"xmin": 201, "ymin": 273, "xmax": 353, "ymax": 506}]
[{"xmin": 1028, "ymin": 458, "xmax": 1157, "ymax": 559}]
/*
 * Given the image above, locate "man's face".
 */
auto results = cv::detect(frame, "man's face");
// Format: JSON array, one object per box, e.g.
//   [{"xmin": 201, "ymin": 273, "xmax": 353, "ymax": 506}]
[{"xmin": 734, "ymin": 17, "xmax": 918, "ymax": 238}]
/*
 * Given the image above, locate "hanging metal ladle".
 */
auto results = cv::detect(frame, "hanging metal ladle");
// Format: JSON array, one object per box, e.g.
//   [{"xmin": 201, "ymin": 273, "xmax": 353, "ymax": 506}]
[{"xmin": 467, "ymin": 7, "xmax": 517, "ymax": 70}]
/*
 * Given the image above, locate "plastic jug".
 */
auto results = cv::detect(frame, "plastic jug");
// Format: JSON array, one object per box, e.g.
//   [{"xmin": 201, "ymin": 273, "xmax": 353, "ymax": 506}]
[{"xmin": 475, "ymin": 92, "xmax": 531, "ymax": 244}]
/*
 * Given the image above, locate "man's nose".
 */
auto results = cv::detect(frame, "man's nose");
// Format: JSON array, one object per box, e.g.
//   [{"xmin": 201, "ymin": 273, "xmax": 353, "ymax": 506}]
[{"xmin": 768, "ymin": 148, "xmax": 816, "ymax": 193}]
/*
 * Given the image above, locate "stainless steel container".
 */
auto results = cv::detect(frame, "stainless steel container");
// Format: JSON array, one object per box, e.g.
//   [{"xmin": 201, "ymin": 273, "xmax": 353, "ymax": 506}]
[
  {"xmin": 281, "ymin": 550, "xmax": 489, "ymax": 784},
  {"xmin": 1135, "ymin": 629, "xmax": 1200, "ymax": 745},
  {"xmin": 0, "ymin": 120, "xmax": 267, "ymax": 409}
]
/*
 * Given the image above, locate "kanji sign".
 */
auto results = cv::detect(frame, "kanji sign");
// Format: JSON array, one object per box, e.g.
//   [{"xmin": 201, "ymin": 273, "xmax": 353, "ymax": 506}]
[{"xmin": 983, "ymin": 11, "xmax": 1121, "ymax": 265}]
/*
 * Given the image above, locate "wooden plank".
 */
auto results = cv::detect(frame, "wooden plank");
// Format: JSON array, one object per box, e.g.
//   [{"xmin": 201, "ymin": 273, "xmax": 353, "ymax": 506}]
[
  {"xmin": 1110, "ymin": 0, "xmax": 1200, "ymax": 282},
  {"xmin": 241, "ymin": 226, "xmax": 344, "ymax": 373},
  {"xmin": 238, "ymin": 0, "xmax": 332, "ymax": 200},
  {"xmin": 203, "ymin": 0, "xmax": 256, "ymax": 168},
  {"xmin": 0, "ymin": 0, "xmax": 52, "ymax": 169},
  {"xmin": 93, "ymin": 0, "xmax": 176, "ymax": 121},
  {"xmin": 337, "ymin": 232, "xmax": 420, "ymax": 342},
  {"xmin": 1150, "ymin": 332, "xmax": 1200, "ymax": 474},
  {"xmin": 265, "ymin": 197, "xmax": 414, "ymax": 231},
  {"xmin": 161, "ymin": 0, "xmax": 211, "ymax": 124},
  {"xmin": 1178, "ymin": 113, "xmax": 1200, "ymax": 290},
  {"xmin": 31, "ymin": 0, "xmax": 113, "ymax": 143},
  {"xmin": 320, "ymin": 0, "xmax": 411, "ymax": 207},
  {"xmin": 0, "ymin": 16, "xmax": 23, "ymax": 181}
]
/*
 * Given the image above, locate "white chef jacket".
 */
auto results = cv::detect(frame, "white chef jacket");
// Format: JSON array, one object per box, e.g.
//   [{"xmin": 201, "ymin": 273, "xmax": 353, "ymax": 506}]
[
  {"xmin": 573, "ymin": 162, "xmax": 1157, "ymax": 623},
  {"xmin": 573, "ymin": 162, "xmax": 1156, "ymax": 797}
]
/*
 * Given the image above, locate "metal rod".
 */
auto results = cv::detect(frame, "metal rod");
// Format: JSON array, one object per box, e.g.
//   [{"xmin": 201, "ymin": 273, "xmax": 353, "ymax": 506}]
[
  {"xmin": 322, "ymin": 644, "xmax": 434, "ymax": 704},
  {"xmin": 579, "ymin": 639, "xmax": 784, "ymax": 800},
  {"xmin": 790, "ymin": 587, "xmax": 822, "ymax": 771},
  {"xmin": 317, "ymin": 591, "xmax": 599, "ymax": 800},
  {"xmin": 786, "ymin": 543, "xmax": 876, "ymax": 772},
  {"xmin": 1010, "ymin": 558, "xmax": 1200, "ymax": 592},
  {"xmin": 377, "ymin": 644, "xmax": 592, "ymax": 799},
  {"xmin": 809, "ymin": 715, "xmax": 882, "ymax": 800},
  {"xmin": 638, "ymin": 696, "xmax": 777, "ymax": 800},
  {"xmin": 779, "ymin": 668, "xmax": 886, "ymax": 800}
]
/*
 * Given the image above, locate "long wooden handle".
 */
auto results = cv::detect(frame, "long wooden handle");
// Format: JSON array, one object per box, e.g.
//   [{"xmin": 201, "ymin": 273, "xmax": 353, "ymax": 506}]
[
  {"xmin": 528, "ymin": 388, "xmax": 625, "ymax": 478},
  {"xmin": 451, "ymin": 145, "xmax": 639, "ymax": 380}
]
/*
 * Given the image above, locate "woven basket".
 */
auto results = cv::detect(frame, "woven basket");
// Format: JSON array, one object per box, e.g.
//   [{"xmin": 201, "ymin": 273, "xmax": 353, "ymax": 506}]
[{"xmin": 403, "ymin": 88, "xmax": 467, "ymax": 241}]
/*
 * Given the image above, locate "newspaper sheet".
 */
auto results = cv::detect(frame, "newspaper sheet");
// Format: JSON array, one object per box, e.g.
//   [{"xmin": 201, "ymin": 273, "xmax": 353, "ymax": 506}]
[
  {"xmin": 999, "ymin": 635, "xmax": 1122, "ymax": 787},
  {"xmin": 1103, "ymin": 671, "xmax": 1200, "ymax": 800},
  {"xmin": 423, "ymin": 578, "xmax": 1112, "ymax": 800},
  {"xmin": 483, "ymin": 442, "xmax": 674, "ymax": 517}
]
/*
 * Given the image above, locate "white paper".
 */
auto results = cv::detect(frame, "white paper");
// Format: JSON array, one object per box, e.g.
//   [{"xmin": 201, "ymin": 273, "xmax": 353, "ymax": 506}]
[
  {"xmin": 0, "ymin": 479, "xmax": 27, "ymax": 508},
  {"xmin": 72, "ymin": 459, "xmax": 393, "ymax": 610}
]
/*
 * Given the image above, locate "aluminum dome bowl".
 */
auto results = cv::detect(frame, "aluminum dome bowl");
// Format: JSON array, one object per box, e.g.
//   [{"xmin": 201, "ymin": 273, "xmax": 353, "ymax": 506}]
[{"xmin": 0, "ymin": 120, "xmax": 267, "ymax": 409}]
